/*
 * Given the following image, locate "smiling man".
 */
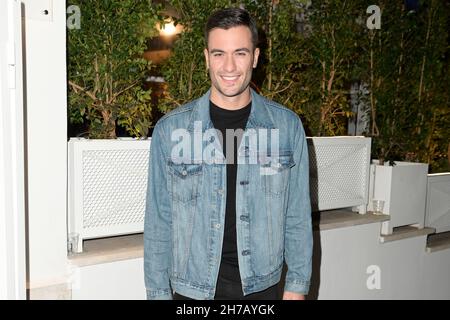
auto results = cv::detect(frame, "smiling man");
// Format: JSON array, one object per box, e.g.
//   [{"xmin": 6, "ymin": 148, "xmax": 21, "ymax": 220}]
[
  {"xmin": 204, "ymin": 24, "xmax": 259, "ymax": 108},
  {"xmin": 144, "ymin": 7, "xmax": 312, "ymax": 300}
]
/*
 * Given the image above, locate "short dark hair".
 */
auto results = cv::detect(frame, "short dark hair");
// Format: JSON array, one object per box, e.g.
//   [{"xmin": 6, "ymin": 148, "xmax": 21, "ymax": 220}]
[{"xmin": 205, "ymin": 8, "xmax": 258, "ymax": 49}]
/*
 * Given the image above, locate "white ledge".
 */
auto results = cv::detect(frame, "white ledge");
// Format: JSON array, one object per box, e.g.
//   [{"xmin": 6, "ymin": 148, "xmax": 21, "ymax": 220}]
[
  {"xmin": 314, "ymin": 209, "xmax": 390, "ymax": 231},
  {"xmin": 68, "ymin": 209, "xmax": 391, "ymax": 267},
  {"xmin": 426, "ymin": 231, "xmax": 450, "ymax": 253},
  {"xmin": 68, "ymin": 234, "xmax": 143, "ymax": 267},
  {"xmin": 380, "ymin": 226, "xmax": 435, "ymax": 244}
]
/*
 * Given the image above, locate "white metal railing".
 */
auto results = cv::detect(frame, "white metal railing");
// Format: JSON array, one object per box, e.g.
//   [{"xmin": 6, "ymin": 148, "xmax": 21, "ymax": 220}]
[
  {"xmin": 307, "ymin": 136, "xmax": 372, "ymax": 213},
  {"xmin": 68, "ymin": 138, "xmax": 151, "ymax": 253},
  {"xmin": 68, "ymin": 136, "xmax": 372, "ymax": 252}
]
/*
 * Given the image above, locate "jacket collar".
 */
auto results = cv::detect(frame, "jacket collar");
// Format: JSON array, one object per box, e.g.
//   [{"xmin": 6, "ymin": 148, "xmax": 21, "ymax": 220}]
[{"xmin": 187, "ymin": 88, "xmax": 275, "ymax": 132}]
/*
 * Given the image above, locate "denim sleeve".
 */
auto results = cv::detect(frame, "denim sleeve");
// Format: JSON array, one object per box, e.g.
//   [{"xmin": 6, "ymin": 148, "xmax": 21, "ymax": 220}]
[
  {"xmin": 283, "ymin": 117, "xmax": 313, "ymax": 295},
  {"xmin": 144, "ymin": 123, "xmax": 173, "ymax": 300}
]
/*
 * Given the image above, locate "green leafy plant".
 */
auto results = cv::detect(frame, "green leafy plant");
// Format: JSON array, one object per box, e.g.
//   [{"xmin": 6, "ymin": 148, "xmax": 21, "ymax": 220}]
[
  {"xmin": 159, "ymin": 0, "xmax": 358, "ymax": 135},
  {"xmin": 157, "ymin": 0, "xmax": 449, "ymax": 172},
  {"xmin": 158, "ymin": 0, "xmax": 233, "ymax": 114},
  {"xmin": 360, "ymin": 0, "xmax": 449, "ymax": 171},
  {"xmin": 68, "ymin": 0, "xmax": 162, "ymax": 138},
  {"xmin": 292, "ymin": 0, "xmax": 363, "ymax": 136}
]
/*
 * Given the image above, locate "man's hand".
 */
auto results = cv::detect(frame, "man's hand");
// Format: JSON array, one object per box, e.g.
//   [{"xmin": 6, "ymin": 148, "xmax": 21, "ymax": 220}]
[{"xmin": 282, "ymin": 291, "xmax": 306, "ymax": 300}]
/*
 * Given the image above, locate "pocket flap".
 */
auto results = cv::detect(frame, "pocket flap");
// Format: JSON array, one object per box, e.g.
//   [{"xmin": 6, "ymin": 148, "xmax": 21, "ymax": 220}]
[
  {"xmin": 260, "ymin": 152, "xmax": 295, "ymax": 170},
  {"xmin": 168, "ymin": 162, "xmax": 203, "ymax": 178}
]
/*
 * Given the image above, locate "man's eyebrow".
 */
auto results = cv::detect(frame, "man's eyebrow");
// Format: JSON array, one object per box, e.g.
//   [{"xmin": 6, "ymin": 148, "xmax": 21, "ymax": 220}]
[
  {"xmin": 209, "ymin": 48, "xmax": 251, "ymax": 54},
  {"xmin": 209, "ymin": 49, "xmax": 225, "ymax": 54},
  {"xmin": 234, "ymin": 48, "xmax": 251, "ymax": 53}
]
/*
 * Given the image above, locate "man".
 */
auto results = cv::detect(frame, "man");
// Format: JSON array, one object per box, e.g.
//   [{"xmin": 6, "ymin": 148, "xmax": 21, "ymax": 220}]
[{"xmin": 144, "ymin": 7, "xmax": 312, "ymax": 300}]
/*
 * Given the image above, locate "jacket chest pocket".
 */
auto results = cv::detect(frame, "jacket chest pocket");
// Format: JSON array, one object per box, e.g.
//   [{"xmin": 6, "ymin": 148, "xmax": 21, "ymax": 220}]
[
  {"xmin": 168, "ymin": 162, "xmax": 203, "ymax": 203},
  {"xmin": 260, "ymin": 153, "xmax": 295, "ymax": 198}
]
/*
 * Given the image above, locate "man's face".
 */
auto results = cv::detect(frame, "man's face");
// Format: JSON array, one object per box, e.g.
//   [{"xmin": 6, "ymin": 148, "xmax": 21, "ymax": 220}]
[{"xmin": 204, "ymin": 26, "xmax": 260, "ymax": 101}]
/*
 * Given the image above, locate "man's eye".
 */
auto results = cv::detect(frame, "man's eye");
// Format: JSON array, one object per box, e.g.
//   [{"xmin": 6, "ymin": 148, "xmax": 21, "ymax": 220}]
[
  {"xmin": 213, "ymin": 53, "xmax": 224, "ymax": 57},
  {"xmin": 236, "ymin": 52, "xmax": 247, "ymax": 56}
]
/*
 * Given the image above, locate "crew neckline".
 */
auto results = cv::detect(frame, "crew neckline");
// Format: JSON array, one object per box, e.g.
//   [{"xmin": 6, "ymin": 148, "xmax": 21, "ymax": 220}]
[{"xmin": 209, "ymin": 100, "xmax": 252, "ymax": 117}]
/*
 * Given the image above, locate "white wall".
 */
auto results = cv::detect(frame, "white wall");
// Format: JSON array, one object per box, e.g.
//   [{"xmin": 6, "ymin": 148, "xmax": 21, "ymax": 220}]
[
  {"xmin": 71, "ymin": 258, "xmax": 146, "ymax": 300},
  {"xmin": 66, "ymin": 222, "xmax": 450, "ymax": 300},
  {"xmin": 0, "ymin": 0, "xmax": 27, "ymax": 300},
  {"xmin": 23, "ymin": 0, "xmax": 68, "ymax": 289},
  {"xmin": 313, "ymin": 223, "xmax": 450, "ymax": 299}
]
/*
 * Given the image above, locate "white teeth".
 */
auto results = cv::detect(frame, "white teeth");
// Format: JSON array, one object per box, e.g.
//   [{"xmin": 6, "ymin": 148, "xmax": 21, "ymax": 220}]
[{"xmin": 222, "ymin": 76, "xmax": 239, "ymax": 80}]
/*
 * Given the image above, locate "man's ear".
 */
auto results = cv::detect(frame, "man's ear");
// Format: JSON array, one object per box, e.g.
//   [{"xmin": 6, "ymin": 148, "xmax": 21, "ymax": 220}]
[
  {"xmin": 204, "ymin": 48, "xmax": 209, "ymax": 70},
  {"xmin": 253, "ymin": 47, "xmax": 260, "ymax": 68}
]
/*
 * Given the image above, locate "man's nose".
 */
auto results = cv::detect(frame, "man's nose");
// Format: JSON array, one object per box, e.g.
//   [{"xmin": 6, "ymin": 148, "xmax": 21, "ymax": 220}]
[{"xmin": 223, "ymin": 54, "xmax": 236, "ymax": 73}]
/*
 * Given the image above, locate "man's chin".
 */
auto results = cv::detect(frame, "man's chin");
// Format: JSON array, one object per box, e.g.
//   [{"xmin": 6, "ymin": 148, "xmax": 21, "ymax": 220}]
[
  {"xmin": 216, "ymin": 86, "xmax": 249, "ymax": 98},
  {"xmin": 221, "ymin": 91, "xmax": 241, "ymax": 98}
]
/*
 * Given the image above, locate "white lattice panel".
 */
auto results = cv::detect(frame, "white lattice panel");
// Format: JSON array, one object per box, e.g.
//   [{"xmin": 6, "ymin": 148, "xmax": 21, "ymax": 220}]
[
  {"xmin": 68, "ymin": 136, "xmax": 371, "ymax": 251},
  {"xmin": 307, "ymin": 137, "xmax": 371, "ymax": 213},
  {"xmin": 68, "ymin": 138, "xmax": 151, "ymax": 252},
  {"xmin": 425, "ymin": 173, "xmax": 450, "ymax": 233}
]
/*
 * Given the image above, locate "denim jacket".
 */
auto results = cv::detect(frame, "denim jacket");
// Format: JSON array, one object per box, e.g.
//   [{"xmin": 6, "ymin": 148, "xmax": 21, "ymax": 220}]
[{"xmin": 144, "ymin": 89, "xmax": 312, "ymax": 300}]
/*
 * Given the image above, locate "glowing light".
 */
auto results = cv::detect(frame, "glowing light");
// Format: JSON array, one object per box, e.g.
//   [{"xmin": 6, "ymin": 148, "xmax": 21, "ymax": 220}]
[
  {"xmin": 159, "ymin": 19, "xmax": 181, "ymax": 37},
  {"xmin": 160, "ymin": 22, "xmax": 176, "ymax": 36}
]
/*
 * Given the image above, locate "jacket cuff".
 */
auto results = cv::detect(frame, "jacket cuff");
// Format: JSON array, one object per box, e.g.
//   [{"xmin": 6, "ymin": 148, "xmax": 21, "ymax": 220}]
[
  {"xmin": 284, "ymin": 280, "xmax": 310, "ymax": 296},
  {"xmin": 146, "ymin": 289, "xmax": 173, "ymax": 300}
]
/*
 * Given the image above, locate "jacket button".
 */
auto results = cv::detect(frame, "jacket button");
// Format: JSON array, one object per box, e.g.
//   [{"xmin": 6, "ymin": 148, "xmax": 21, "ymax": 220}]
[
  {"xmin": 240, "ymin": 215, "xmax": 249, "ymax": 222},
  {"xmin": 215, "ymin": 223, "xmax": 221, "ymax": 229},
  {"xmin": 242, "ymin": 250, "xmax": 250, "ymax": 256},
  {"xmin": 182, "ymin": 170, "xmax": 187, "ymax": 176}
]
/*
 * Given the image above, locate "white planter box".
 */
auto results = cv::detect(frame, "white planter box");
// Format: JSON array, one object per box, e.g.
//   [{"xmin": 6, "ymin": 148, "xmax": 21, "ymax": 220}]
[
  {"xmin": 307, "ymin": 136, "xmax": 372, "ymax": 213},
  {"xmin": 68, "ymin": 136, "xmax": 372, "ymax": 251},
  {"xmin": 68, "ymin": 138, "xmax": 151, "ymax": 252},
  {"xmin": 425, "ymin": 173, "xmax": 450, "ymax": 233},
  {"xmin": 370, "ymin": 161, "xmax": 428, "ymax": 235}
]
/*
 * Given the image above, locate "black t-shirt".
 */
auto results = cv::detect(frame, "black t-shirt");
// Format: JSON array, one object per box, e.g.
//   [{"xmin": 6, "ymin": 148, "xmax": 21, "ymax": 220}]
[
  {"xmin": 210, "ymin": 100, "xmax": 251, "ymax": 286},
  {"xmin": 173, "ymin": 100, "xmax": 280, "ymax": 300}
]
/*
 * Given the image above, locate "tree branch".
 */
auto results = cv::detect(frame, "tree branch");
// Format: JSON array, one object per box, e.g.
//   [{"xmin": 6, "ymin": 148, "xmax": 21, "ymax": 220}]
[
  {"xmin": 111, "ymin": 81, "xmax": 139, "ymax": 102},
  {"xmin": 68, "ymin": 80, "xmax": 97, "ymax": 101}
]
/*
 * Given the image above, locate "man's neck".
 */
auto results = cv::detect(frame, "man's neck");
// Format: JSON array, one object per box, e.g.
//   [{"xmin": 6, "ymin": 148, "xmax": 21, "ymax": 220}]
[{"xmin": 210, "ymin": 87, "xmax": 252, "ymax": 110}]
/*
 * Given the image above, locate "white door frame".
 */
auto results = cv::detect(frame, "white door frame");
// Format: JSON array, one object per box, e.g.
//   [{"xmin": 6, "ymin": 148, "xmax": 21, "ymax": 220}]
[{"xmin": 0, "ymin": 0, "xmax": 27, "ymax": 300}]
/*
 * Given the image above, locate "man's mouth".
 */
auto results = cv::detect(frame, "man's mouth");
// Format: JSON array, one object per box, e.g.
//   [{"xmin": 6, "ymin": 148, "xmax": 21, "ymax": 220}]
[{"xmin": 220, "ymin": 75, "xmax": 240, "ymax": 84}]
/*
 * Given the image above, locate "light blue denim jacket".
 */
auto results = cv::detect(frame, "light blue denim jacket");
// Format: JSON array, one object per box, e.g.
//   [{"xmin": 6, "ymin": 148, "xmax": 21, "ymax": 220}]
[{"xmin": 144, "ymin": 89, "xmax": 312, "ymax": 300}]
